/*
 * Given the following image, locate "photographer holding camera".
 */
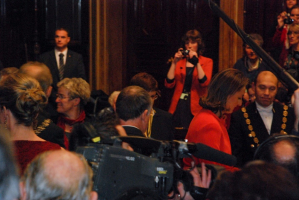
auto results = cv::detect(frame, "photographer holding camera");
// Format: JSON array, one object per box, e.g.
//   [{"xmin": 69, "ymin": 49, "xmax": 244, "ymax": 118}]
[
  {"xmin": 273, "ymin": 3, "xmax": 299, "ymax": 67},
  {"xmin": 165, "ymin": 29, "xmax": 213, "ymax": 129}
]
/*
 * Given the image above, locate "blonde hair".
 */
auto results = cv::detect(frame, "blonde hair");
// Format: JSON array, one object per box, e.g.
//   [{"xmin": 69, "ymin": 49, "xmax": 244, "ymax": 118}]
[
  {"xmin": 0, "ymin": 73, "xmax": 47, "ymax": 126},
  {"xmin": 57, "ymin": 78, "xmax": 91, "ymax": 106}
]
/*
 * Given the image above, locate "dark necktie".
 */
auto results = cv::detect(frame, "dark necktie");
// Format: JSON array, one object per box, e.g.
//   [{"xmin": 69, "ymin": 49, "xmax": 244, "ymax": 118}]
[{"xmin": 59, "ymin": 53, "xmax": 65, "ymax": 80}]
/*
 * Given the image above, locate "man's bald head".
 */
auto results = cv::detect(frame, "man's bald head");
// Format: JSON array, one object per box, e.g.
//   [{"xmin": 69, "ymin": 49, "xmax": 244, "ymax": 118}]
[
  {"xmin": 22, "ymin": 150, "xmax": 97, "ymax": 200},
  {"xmin": 253, "ymin": 71, "xmax": 278, "ymax": 107}
]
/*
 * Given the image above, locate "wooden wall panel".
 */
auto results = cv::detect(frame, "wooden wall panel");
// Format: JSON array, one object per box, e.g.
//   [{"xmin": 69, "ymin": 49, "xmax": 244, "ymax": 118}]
[{"xmin": 219, "ymin": 0, "xmax": 244, "ymax": 71}]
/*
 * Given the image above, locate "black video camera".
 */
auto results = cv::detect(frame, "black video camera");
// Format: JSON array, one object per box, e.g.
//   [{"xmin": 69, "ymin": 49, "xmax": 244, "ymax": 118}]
[{"xmin": 76, "ymin": 133, "xmax": 236, "ymax": 200}]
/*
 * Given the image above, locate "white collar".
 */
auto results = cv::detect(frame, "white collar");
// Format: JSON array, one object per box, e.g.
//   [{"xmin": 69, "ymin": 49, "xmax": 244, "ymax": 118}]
[{"xmin": 256, "ymin": 102, "xmax": 273, "ymax": 113}]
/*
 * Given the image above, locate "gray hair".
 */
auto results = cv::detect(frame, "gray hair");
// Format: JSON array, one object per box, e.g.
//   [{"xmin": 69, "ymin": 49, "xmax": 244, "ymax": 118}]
[
  {"xmin": 57, "ymin": 78, "xmax": 91, "ymax": 107},
  {"xmin": 22, "ymin": 151, "xmax": 94, "ymax": 200},
  {"xmin": 0, "ymin": 126, "xmax": 20, "ymax": 200}
]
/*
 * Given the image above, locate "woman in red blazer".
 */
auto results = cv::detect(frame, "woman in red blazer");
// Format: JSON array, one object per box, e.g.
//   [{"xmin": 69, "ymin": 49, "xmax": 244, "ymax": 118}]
[
  {"xmin": 184, "ymin": 68, "xmax": 248, "ymax": 170},
  {"xmin": 165, "ymin": 29, "xmax": 213, "ymax": 129}
]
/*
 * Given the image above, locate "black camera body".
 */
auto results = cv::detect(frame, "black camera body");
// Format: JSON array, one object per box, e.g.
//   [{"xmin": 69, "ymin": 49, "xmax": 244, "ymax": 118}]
[
  {"xmin": 284, "ymin": 14, "xmax": 294, "ymax": 24},
  {"xmin": 180, "ymin": 49, "xmax": 190, "ymax": 56},
  {"xmin": 76, "ymin": 143, "xmax": 174, "ymax": 200}
]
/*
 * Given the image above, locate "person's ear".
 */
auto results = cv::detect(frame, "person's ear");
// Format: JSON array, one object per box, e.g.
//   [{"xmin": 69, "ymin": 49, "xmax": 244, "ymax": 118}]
[
  {"xmin": 73, "ymin": 97, "xmax": 81, "ymax": 106},
  {"xmin": 141, "ymin": 109, "xmax": 149, "ymax": 121},
  {"xmin": 19, "ymin": 181, "xmax": 27, "ymax": 200},
  {"xmin": 46, "ymin": 86, "xmax": 53, "ymax": 98},
  {"xmin": 89, "ymin": 191, "xmax": 98, "ymax": 200}
]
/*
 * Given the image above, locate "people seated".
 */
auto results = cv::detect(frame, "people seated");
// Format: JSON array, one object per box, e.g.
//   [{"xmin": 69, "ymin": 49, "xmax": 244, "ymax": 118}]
[
  {"xmin": 229, "ymin": 71, "xmax": 295, "ymax": 167},
  {"xmin": 0, "ymin": 73, "xmax": 61, "ymax": 174},
  {"xmin": 130, "ymin": 72, "xmax": 174, "ymax": 141},
  {"xmin": 20, "ymin": 150, "xmax": 98, "ymax": 200},
  {"xmin": 55, "ymin": 77, "xmax": 91, "ymax": 149},
  {"xmin": 184, "ymin": 68, "xmax": 248, "ymax": 170}
]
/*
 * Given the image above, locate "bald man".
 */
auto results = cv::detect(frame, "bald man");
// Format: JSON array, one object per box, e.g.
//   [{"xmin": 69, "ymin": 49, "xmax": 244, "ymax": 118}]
[
  {"xmin": 20, "ymin": 150, "xmax": 97, "ymax": 200},
  {"xmin": 229, "ymin": 71, "xmax": 295, "ymax": 167}
]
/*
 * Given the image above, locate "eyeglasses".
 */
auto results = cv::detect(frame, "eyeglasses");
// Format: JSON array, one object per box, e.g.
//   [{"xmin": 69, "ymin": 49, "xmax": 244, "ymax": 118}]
[{"xmin": 56, "ymin": 94, "xmax": 71, "ymax": 99}]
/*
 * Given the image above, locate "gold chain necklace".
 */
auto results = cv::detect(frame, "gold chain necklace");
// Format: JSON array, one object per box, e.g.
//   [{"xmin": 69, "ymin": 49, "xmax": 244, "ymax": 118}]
[{"xmin": 241, "ymin": 105, "xmax": 288, "ymax": 148}]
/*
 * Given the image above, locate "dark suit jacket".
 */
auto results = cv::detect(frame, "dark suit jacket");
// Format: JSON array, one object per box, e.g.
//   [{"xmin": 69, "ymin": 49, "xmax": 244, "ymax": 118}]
[
  {"xmin": 228, "ymin": 102, "xmax": 295, "ymax": 167},
  {"xmin": 39, "ymin": 49, "xmax": 86, "ymax": 91},
  {"xmin": 39, "ymin": 49, "xmax": 86, "ymax": 115},
  {"xmin": 151, "ymin": 108, "xmax": 174, "ymax": 141},
  {"xmin": 36, "ymin": 112, "xmax": 65, "ymax": 148}
]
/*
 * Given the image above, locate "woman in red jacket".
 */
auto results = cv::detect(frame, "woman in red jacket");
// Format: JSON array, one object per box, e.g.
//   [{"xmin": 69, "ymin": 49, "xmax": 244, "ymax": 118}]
[
  {"xmin": 165, "ymin": 29, "xmax": 213, "ymax": 129},
  {"xmin": 184, "ymin": 68, "xmax": 248, "ymax": 170}
]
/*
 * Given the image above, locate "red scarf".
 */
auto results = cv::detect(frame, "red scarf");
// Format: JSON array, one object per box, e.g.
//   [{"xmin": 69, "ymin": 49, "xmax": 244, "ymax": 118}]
[{"xmin": 57, "ymin": 110, "xmax": 86, "ymax": 149}]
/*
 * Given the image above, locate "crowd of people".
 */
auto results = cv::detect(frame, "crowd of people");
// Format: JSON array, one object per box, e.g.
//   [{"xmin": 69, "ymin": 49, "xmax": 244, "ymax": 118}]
[{"xmin": 3, "ymin": 4, "xmax": 299, "ymax": 198}]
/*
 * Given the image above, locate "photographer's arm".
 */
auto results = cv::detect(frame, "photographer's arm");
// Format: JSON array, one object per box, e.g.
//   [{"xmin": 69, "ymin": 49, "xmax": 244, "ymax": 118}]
[{"xmin": 167, "ymin": 49, "xmax": 183, "ymax": 80}]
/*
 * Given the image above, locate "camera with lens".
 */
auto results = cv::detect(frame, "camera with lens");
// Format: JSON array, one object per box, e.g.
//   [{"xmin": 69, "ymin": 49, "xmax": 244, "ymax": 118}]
[
  {"xmin": 284, "ymin": 14, "xmax": 294, "ymax": 24},
  {"xmin": 180, "ymin": 49, "xmax": 190, "ymax": 56},
  {"xmin": 74, "ymin": 122, "xmax": 236, "ymax": 199}
]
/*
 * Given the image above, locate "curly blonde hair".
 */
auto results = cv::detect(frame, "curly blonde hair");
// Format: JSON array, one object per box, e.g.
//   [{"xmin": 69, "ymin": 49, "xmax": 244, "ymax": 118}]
[
  {"xmin": 0, "ymin": 73, "xmax": 47, "ymax": 126},
  {"xmin": 57, "ymin": 78, "xmax": 91, "ymax": 107}
]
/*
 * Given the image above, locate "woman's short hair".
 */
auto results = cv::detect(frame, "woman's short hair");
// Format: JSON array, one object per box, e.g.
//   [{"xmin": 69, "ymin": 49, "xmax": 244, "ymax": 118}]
[
  {"xmin": 200, "ymin": 68, "xmax": 248, "ymax": 114},
  {"xmin": 243, "ymin": 33, "xmax": 264, "ymax": 47},
  {"xmin": 57, "ymin": 78, "xmax": 91, "ymax": 107},
  {"xmin": 0, "ymin": 73, "xmax": 47, "ymax": 126},
  {"xmin": 182, "ymin": 29, "xmax": 205, "ymax": 55}
]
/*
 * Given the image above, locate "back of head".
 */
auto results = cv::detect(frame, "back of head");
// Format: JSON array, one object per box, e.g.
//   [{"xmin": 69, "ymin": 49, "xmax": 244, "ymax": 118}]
[
  {"xmin": 22, "ymin": 150, "xmax": 94, "ymax": 200},
  {"xmin": 254, "ymin": 134, "xmax": 299, "ymax": 178},
  {"xmin": 0, "ymin": 67, "xmax": 19, "ymax": 81},
  {"xmin": 130, "ymin": 72, "xmax": 159, "ymax": 92},
  {"xmin": 0, "ymin": 126, "xmax": 20, "ymax": 200},
  {"xmin": 57, "ymin": 78, "xmax": 91, "ymax": 107},
  {"xmin": 0, "ymin": 73, "xmax": 47, "ymax": 126},
  {"xmin": 207, "ymin": 160, "xmax": 299, "ymax": 200},
  {"xmin": 19, "ymin": 61, "xmax": 53, "ymax": 93},
  {"xmin": 200, "ymin": 68, "xmax": 248, "ymax": 113},
  {"xmin": 116, "ymin": 86, "xmax": 152, "ymax": 121}
]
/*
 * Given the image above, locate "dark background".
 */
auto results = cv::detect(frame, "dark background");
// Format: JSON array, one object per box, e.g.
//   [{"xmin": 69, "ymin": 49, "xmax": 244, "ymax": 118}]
[{"xmin": 0, "ymin": 0, "xmax": 285, "ymax": 110}]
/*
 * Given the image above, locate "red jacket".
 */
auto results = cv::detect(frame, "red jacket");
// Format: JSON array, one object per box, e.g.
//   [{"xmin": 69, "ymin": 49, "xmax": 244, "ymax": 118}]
[
  {"xmin": 272, "ymin": 25, "xmax": 289, "ymax": 67},
  {"xmin": 183, "ymin": 109, "xmax": 236, "ymax": 171},
  {"xmin": 164, "ymin": 56, "xmax": 213, "ymax": 116}
]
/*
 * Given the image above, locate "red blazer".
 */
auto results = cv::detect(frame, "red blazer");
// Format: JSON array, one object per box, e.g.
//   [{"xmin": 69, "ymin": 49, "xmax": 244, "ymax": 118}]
[
  {"xmin": 164, "ymin": 56, "xmax": 213, "ymax": 116},
  {"xmin": 272, "ymin": 26, "xmax": 289, "ymax": 67},
  {"xmin": 183, "ymin": 109, "xmax": 235, "ymax": 170}
]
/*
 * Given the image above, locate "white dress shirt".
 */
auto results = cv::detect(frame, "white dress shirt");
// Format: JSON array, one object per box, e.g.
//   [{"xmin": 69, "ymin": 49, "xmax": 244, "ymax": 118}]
[
  {"xmin": 55, "ymin": 48, "xmax": 68, "ymax": 69},
  {"xmin": 256, "ymin": 102, "xmax": 273, "ymax": 135}
]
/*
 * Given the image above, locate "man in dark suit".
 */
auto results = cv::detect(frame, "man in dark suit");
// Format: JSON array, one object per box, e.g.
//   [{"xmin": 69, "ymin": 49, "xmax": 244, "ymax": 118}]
[
  {"xmin": 39, "ymin": 28, "xmax": 86, "ymax": 113},
  {"xmin": 19, "ymin": 61, "xmax": 65, "ymax": 148},
  {"xmin": 228, "ymin": 71, "xmax": 295, "ymax": 167},
  {"xmin": 130, "ymin": 72, "xmax": 174, "ymax": 141},
  {"xmin": 116, "ymin": 86, "xmax": 152, "ymax": 138}
]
